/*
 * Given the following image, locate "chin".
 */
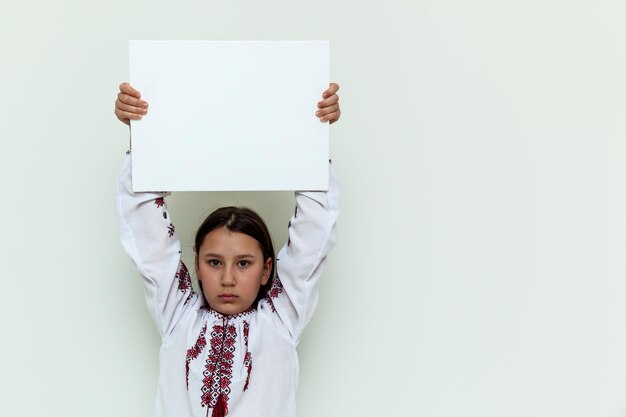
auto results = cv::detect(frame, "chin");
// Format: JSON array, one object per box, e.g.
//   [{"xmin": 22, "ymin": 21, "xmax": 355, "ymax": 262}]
[{"xmin": 211, "ymin": 302, "xmax": 252, "ymax": 316}]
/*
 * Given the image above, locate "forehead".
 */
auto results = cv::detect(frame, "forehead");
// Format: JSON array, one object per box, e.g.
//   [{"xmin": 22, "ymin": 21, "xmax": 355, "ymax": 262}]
[{"xmin": 199, "ymin": 227, "xmax": 263, "ymax": 255}]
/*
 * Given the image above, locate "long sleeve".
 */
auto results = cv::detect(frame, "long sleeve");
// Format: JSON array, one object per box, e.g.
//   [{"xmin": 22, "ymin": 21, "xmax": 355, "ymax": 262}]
[
  {"xmin": 262, "ymin": 163, "xmax": 340, "ymax": 344},
  {"xmin": 116, "ymin": 154, "xmax": 200, "ymax": 337}
]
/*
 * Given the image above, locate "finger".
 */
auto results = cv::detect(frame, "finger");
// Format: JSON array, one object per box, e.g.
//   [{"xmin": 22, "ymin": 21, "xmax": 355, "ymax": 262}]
[
  {"xmin": 119, "ymin": 82, "xmax": 141, "ymax": 98},
  {"xmin": 323, "ymin": 82, "xmax": 340, "ymax": 98},
  {"xmin": 317, "ymin": 94, "xmax": 339, "ymax": 108},
  {"xmin": 316, "ymin": 104, "xmax": 339, "ymax": 118},
  {"xmin": 320, "ymin": 111, "xmax": 339, "ymax": 123},
  {"xmin": 116, "ymin": 99, "xmax": 148, "ymax": 116},
  {"xmin": 324, "ymin": 110, "xmax": 341, "ymax": 124},
  {"xmin": 118, "ymin": 92, "xmax": 148, "ymax": 108},
  {"xmin": 318, "ymin": 107, "xmax": 340, "ymax": 121},
  {"xmin": 116, "ymin": 109, "xmax": 144, "ymax": 122},
  {"xmin": 120, "ymin": 82, "xmax": 141, "ymax": 98},
  {"xmin": 117, "ymin": 114, "xmax": 130, "ymax": 126},
  {"xmin": 323, "ymin": 82, "xmax": 340, "ymax": 96}
]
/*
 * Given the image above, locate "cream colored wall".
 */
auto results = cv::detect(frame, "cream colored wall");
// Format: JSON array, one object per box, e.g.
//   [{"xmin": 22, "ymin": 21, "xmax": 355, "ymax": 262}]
[{"xmin": 2, "ymin": 1, "xmax": 626, "ymax": 416}]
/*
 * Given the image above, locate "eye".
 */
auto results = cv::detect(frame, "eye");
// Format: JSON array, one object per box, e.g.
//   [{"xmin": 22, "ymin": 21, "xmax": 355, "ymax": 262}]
[
  {"xmin": 207, "ymin": 259, "xmax": 221, "ymax": 267},
  {"xmin": 237, "ymin": 260, "xmax": 251, "ymax": 268}
]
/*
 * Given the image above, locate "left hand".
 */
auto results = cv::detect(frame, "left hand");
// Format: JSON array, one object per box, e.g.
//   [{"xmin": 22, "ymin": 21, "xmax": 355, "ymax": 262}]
[{"xmin": 316, "ymin": 83, "xmax": 341, "ymax": 124}]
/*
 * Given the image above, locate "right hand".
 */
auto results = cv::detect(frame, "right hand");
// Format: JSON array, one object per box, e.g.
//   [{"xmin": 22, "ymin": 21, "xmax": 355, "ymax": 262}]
[{"xmin": 115, "ymin": 82, "xmax": 148, "ymax": 126}]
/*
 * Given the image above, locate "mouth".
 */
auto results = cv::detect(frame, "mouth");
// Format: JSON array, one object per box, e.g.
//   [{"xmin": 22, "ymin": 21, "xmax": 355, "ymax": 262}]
[{"xmin": 218, "ymin": 294, "xmax": 238, "ymax": 302}]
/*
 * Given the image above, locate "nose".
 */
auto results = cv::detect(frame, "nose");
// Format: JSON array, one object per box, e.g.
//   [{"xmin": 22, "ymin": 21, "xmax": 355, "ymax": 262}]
[{"xmin": 221, "ymin": 266, "xmax": 236, "ymax": 287}]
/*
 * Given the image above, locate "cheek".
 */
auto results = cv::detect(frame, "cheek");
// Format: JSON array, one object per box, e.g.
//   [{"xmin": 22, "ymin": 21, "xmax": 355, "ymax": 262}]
[
  {"xmin": 196, "ymin": 264, "xmax": 213, "ymax": 282},
  {"xmin": 239, "ymin": 269, "xmax": 262, "ymax": 286}
]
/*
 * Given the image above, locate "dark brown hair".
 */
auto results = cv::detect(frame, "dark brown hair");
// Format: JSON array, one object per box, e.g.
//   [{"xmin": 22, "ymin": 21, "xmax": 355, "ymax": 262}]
[{"xmin": 194, "ymin": 206, "xmax": 276, "ymax": 306}]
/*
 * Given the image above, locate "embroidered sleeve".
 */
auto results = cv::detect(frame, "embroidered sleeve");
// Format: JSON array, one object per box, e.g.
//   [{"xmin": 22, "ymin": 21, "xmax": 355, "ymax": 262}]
[
  {"xmin": 262, "ymin": 162, "xmax": 340, "ymax": 343},
  {"xmin": 116, "ymin": 154, "xmax": 199, "ymax": 337}
]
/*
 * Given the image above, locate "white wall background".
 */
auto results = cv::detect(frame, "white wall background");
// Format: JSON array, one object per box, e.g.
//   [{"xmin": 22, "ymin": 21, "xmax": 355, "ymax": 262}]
[{"xmin": 1, "ymin": 1, "xmax": 626, "ymax": 416}]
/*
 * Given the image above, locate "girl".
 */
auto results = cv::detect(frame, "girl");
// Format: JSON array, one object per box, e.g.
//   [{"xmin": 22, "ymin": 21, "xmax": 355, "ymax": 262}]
[{"xmin": 115, "ymin": 82, "xmax": 341, "ymax": 417}]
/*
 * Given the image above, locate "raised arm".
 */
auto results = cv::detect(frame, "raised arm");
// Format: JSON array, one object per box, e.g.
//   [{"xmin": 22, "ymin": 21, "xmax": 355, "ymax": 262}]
[
  {"xmin": 260, "ymin": 83, "xmax": 341, "ymax": 342},
  {"xmin": 116, "ymin": 154, "xmax": 200, "ymax": 337},
  {"xmin": 262, "ymin": 162, "xmax": 340, "ymax": 343}
]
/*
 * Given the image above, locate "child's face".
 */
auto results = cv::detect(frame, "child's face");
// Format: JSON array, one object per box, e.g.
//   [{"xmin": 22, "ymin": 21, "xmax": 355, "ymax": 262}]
[{"xmin": 195, "ymin": 226, "xmax": 272, "ymax": 315}]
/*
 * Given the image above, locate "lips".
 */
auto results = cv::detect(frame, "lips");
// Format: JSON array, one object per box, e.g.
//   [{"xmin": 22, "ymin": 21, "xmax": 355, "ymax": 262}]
[{"xmin": 218, "ymin": 294, "xmax": 238, "ymax": 302}]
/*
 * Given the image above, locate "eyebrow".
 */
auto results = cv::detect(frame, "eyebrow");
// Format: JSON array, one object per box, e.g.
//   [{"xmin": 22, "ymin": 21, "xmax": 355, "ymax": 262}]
[{"xmin": 202, "ymin": 253, "xmax": 257, "ymax": 259}]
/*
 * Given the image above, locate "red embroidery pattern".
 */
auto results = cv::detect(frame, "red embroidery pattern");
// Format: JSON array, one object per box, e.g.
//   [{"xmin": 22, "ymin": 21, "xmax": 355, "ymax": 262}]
[
  {"xmin": 167, "ymin": 223, "xmax": 175, "ymax": 237},
  {"xmin": 176, "ymin": 262, "xmax": 192, "ymax": 292},
  {"xmin": 265, "ymin": 274, "xmax": 284, "ymax": 312},
  {"xmin": 154, "ymin": 197, "xmax": 165, "ymax": 208},
  {"xmin": 186, "ymin": 324, "xmax": 207, "ymax": 388},
  {"xmin": 204, "ymin": 307, "xmax": 254, "ymax": 320},
  {"xmin": 201, "ymin": 322, "xmax": 237, "ymax": 410},
  {"xmin": 243, "ymin": 321, "xmax": 252, "ymax": 391},
  {"xmin": 176, "ymin": 262, "xmax": 194, "ymax": 305}
]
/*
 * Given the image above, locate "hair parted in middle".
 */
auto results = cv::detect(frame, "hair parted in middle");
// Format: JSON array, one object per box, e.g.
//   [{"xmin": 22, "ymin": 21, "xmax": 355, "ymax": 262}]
[{"xmin": 194, "ymin": 206, "xmax": 276, "ymax": 307}]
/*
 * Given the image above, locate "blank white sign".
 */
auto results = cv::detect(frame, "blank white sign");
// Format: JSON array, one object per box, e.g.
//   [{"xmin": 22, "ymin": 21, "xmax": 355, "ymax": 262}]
[{"xmin": 129, "ymin": 40, "xmax": 329, "ymax": 191}]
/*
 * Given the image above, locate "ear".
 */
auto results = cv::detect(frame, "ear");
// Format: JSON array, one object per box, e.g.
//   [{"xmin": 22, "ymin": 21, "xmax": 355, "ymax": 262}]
[{"xmin": 261, "ymin": 257, "xmax": 273, "ymax": 285}]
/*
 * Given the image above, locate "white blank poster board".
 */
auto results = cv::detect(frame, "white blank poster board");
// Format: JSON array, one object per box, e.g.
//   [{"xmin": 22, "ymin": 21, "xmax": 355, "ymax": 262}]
[{"xmin": 129, "ymin": 40, "xmax": 329, "ymax": 192}]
